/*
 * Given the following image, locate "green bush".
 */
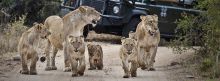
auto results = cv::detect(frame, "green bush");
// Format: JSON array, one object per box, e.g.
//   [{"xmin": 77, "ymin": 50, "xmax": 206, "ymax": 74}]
[{"xmin": 170, "ymin": 0, "xmax": 220, "ymax": 78}]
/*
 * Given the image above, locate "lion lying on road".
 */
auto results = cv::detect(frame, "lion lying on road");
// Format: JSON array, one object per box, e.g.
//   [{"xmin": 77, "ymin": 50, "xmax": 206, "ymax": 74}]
[
  {"xmin": 87, "ymin": 44, "xmax": 103, "ymax": 70},
  {"xmin": 18, "ymin": 23, "xmax": 50, "ymax": 75},
  {"xmin": 64, "ymin": 35, "xmax": 86, "ymax": 77},
  {"xmin": 42, "ymin": 6, "xmax": 101, "ymax": 71},
  {"xmin": 135, "ymin": 15, "xmax": 160, "ymax": 71},
  {"xmin": 120, "ymin": 38, "xmax": 138, "ymax": 78}
]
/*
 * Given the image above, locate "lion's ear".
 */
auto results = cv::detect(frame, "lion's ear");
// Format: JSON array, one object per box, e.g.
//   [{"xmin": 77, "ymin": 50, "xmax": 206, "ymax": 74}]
[
  {"xmin": 36, "ymin": 24, "xmax": 42, "ymax": 31},
  {"xmin": 87, "ymin": 43, "xmax": 91, "ymax": 47},
  {"xmin": 79, "ymin": 6, "xmax": 86, "ymax": 13},
  {"xmin": 153, "ymin": 14, "xmax": 158, "ymax": 20},
  {"xmin": 33, "ymin": 22, "xmax": 39, "ymax": 25},
  {"xmin": 121, "ymin": 37, "xmax": 126, "ymax": 43},
  {"xmin": 140, "ymin": 15, "xmax": 146, "ymax": 21}
]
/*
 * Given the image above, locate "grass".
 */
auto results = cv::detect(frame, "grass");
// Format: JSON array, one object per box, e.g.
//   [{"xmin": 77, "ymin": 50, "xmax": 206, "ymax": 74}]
[{"xmin": 0, "ymin": 18, "xmax": 27, "ymax": 56}]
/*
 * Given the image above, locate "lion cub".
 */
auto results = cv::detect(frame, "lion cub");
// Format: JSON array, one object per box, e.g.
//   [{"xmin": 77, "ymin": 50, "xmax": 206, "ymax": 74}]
[
  {"xmin": 64, "ymin": 35, "xmax": 86, "ymax": 77},
  {"xmin": 87, "ymin": 44, "xmax": 103, "ymax": 70},
  {"xmin": 18, "ymin": 23, "xmax": 50, "ymax": 75},
  {"xmin": 120, "ymin": 37, "xmax": 138, "ymax": 78}
]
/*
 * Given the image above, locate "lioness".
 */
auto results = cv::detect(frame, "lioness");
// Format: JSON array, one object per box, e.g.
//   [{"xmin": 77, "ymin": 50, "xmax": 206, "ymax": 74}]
[
  {"xmin": 135, "ymin": 15, "xmax": 160, "ymax": 71},
  {"xmin": 120, "ymin": 37, "xmax": 138, "ymax": 78},
  {"xmin": 42, "ymin": 6, "xmax": 101, "ymax": 71},
  {"xmin": 64, "ymin": 35, "xmax": 86, "ymax": 77},
  {"xmin": 87, "ymin": 44, "xmax": 103, "ymax": 70},
  {"xmin": 18, "ymin": 23, "xmax": 50, "ymax": 75}
]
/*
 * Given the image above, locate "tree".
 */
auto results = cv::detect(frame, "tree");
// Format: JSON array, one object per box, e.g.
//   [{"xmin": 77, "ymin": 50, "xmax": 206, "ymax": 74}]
[{"xmin": 0, "ymin": 0, "xmax": 61, "ymax": 26}]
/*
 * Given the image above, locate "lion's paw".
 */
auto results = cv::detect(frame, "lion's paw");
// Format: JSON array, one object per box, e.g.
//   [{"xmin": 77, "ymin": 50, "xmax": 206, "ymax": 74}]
[
  {"xmin": 20, "ymin": 70, "xmax": 29, "ymax": 74},
  {"xmin": 72, "ymin": 73, "xmax": 78, "ymax": 77},
  {"xmin": 123, "ymin": 75, "xmax": 130, "ymax": 78},
  {"xmin": 50, "ymin": 66, "xmax": 57, "ymax": 70},
  {"xmin": 45, "ymin": 66, "xmax": 52, "ymax": 71},
  {"xmin": 63, "ymin": 67, "xmax": 71, "ymax": 72},
  {"xmin": 29, "ymin": 71, "xmax": 37, "ymax": 75}
]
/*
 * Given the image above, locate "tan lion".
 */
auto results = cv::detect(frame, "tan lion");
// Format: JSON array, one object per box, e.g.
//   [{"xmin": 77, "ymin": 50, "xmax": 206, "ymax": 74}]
[
  {"xmin": 64, "ymin": 35, "xmax": 86, "ymax": 77},
  {"xmin": 135, "ymin": 15, "xmax": 160, "ymax": 71},
  {"xmin": 120, "ymin": 38, "xmax": 138, "ymax": 78},
  {"xmin": 87, "ymin": 44, "xmax": 103, "ymax": 70},
  {"xmin": 42, "ymin": 6, "xmax": 101, "ymax": 71},
  {"xmin": 18, "ymin": 23, "xmax": 50, "ymax": 75}
]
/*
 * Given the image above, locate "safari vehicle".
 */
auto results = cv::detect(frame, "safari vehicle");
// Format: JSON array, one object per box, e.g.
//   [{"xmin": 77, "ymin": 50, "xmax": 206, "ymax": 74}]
[
  {"xmin": 60, "ymin": 0, "xmax": 202, "ymax": 38},
  {"xmin": 60, "ymin": 0, "xmax": 148, "ymax": 37}
]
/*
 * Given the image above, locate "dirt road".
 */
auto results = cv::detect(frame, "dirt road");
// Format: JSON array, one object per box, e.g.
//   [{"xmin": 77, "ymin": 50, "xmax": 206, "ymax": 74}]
[{"xmin": 1, "ymin": 42, "xmax": 194, "ymax": 81}]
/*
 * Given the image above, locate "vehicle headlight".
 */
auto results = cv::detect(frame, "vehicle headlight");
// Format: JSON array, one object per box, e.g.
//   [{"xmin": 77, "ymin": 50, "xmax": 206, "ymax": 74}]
[{"xmin": 113, "ymin": 6, "xmax": 120, "ymax": 14}]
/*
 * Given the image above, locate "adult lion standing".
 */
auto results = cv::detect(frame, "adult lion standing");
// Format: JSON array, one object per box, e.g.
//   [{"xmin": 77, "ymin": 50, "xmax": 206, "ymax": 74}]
[
  {"xmin": 135, "ymin": 15, "xmax": 160, "ymax": 71},
  {"xmin": 42, "ymin": 6, "xmax": 101, "ymax": 71}
]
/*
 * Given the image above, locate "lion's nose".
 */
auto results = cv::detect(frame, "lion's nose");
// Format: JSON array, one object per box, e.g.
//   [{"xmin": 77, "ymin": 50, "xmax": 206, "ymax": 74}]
[{"xmin": 94, "ymin": 59, "xmax": 98, "ymax": 63}]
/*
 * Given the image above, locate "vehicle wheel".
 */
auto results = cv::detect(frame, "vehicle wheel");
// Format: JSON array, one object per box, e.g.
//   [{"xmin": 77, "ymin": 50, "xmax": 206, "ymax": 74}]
[{"xmin": 122, "ymin": 17, "xmax": 141, "ymax": 37}]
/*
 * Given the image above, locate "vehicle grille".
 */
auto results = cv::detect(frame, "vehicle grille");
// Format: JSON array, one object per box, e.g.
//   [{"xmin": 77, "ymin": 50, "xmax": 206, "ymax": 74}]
[{"xmin": 104, "ymin": 1, "xmax": 115, "ymax": 15}]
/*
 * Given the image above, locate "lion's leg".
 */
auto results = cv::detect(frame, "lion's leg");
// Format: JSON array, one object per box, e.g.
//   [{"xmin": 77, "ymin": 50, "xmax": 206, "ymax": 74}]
[
  {"xmin": 130, "ymin": 61, "xmax": 138, "ymax": 77},
  {"xmin": 29, "ymin": 50, "xmax": 39, "ymax": 75},
  {"xmin": 71, "ymin": 59, "xmax": 78, "ymax": 77},
  {"xmin": 50, "ymin": 46, "xmax": 58, "ymax": 70},
  {"xmin": 45, "ymin": 39, "xmax": 51, "ymax": 71},
  {"xmin": 122, "ymin": 60, "xmax": 130, "ymax": 78},
  {"xmin": 144, "ymin": 51, "xmax": 151, "ymax": 70},
  {"xmin": 63, "ymin": 45, "xmax": 71, "ymax": 72},
  {"xmin": 78, "ymin": 57, "xmax": 86, "ymax": 76},
  {"xmin": 88, "ymin": 57, "xmax": 95, "ymax": 70},
  {"xmin": 138, "ymin": 47, "xmax": 147, "ymax": 70},
  {"xmin": 20, "ymin": 53, "xmax": 29, "ymax": 74},
  {"xmin": 97, "ymin": 59, "xmax": 103, "ymax": 70},
  {"xmin": 148, "ymin": 46, "xmax": 158, "ymax": 71}
]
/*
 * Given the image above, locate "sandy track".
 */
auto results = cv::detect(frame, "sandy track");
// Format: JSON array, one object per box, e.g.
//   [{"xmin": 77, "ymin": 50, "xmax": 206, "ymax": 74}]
[{"xmin": 1, "ymin": 42, "xmax": 190, "ymax": 81}]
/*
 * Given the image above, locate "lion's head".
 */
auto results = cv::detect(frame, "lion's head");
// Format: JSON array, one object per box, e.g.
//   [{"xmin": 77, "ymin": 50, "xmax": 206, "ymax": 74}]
[
  {"xmin": 78, "ymin": 6, "xmax": 101, "ymax": 27},
  {"xmin": 67, "ymin": 35, "xmax": 84, "ymax": 52},
  {"xmin": 87, "ymin": 44, "xmax": 102, "ymax": 62},
  {"xmin": 121, "ymin": 37, "xmax": 137, "ymax": 55},
  {"xmin": 33, "ymin": 22, "xmax": 51, "ymax": 39},
  {"xmin": 140, "ymin": 15, "xmax": 159, "ymax": 36}
]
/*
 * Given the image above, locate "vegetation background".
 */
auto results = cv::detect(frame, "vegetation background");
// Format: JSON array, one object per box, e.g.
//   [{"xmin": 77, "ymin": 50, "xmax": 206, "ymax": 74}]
[
  {"xmin": 170, "ymin": 0, "xmax": 220, "ymax": 79},
  {"xmin": 0, "ymin": 0, "xmax": 220, "ymax": 79}
]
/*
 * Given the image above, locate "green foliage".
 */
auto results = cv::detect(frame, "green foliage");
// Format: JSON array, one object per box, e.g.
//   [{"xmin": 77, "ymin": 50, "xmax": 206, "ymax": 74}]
[
  {"xmin": 170, "ymin": 0, "xmax": 220, "ymax": 78},
  {"xmin": 0, "ymin": 0, "xmax": 61, "ymax": 26}
]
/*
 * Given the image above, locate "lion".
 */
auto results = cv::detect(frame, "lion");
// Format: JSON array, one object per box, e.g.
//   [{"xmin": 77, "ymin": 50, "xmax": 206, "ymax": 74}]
[
  {"xmin": 64, "ymin": 35, "xmax": 86, "ymax": 77},
  {"xmin": 43, "ymin": 15, "xmax": 63, "ymax": 70},
  {"xmin": 41, "ymin": 6, "xmax": 101, "ymax": 71},
  {"xmin": 18, "ymin": 23, "xmax": 50, "ymax": 75},
  {"xmin": 87, "ymin": 44, "xmax": 103, "ymax": 70},
  {"xmin": 120, "ymin": 37, "xmax": 138, "ymax": 78},
  {"xmin": 135, "ymin": 15, "xmax": 160, "ymax": 71}
]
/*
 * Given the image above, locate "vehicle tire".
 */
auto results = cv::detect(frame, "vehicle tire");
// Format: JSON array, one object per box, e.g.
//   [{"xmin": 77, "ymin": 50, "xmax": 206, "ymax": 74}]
[{"xmin": 122, "ymin": 17, "xmax": 141, "ymax": 37}]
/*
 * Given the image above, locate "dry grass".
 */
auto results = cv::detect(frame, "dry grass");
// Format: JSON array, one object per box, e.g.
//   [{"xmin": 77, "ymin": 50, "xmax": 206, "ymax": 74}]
[{"xmin": 0, "ymin": 18, "xmax": 27, "ymax": 56}]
